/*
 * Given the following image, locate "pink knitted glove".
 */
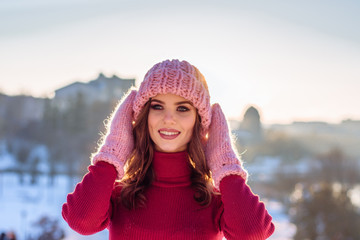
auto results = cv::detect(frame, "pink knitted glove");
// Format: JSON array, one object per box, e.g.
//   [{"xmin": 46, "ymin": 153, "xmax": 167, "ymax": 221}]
[
  {"xmin": 205, "ymin": 103, "xmax": 248, "ymax": 190},
  {"xmin": 91, "ymin": 89, "xmax": 137, "ymax": 179}
]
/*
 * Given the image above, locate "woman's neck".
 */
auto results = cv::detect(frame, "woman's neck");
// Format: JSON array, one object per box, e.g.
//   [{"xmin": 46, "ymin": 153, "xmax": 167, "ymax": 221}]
[{"xmin": 152, "ymin": 151, "xmax": 192, "ymax": 187}]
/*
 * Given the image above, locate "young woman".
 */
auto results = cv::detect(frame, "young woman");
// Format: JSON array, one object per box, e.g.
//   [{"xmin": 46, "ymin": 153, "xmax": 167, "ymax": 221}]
[{"xmin": 62, "ymin": 59, "xmax": 275, "ymax": 239}]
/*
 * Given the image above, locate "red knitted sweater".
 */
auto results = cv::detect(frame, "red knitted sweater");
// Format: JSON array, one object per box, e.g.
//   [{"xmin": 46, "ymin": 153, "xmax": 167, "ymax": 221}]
[{"xmin": 62, "ymin": 151, "xmax": 275, "ymax": 239}]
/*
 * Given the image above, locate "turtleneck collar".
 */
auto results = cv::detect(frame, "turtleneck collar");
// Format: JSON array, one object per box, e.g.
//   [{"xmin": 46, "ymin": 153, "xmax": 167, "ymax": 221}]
[{"xmin": 152, "ymin": 151, "xmax": 192, "ymax": 187}]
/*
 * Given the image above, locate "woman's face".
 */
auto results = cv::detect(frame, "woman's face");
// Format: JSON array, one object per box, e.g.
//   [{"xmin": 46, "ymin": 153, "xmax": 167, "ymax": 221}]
[{"xmin": 148, "ymin": 93, "xmax": 197, "ymax": 153}]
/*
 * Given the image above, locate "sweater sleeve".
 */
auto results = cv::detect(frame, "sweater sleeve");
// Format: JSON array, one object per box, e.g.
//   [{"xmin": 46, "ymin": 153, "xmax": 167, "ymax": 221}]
[
  {"xmin": 218, "ymin": 175, "xmax": 275, "ymax": 240},
  {"xmin": 62, "ymin": 161, "xmax": 117, "ymax": 235}
]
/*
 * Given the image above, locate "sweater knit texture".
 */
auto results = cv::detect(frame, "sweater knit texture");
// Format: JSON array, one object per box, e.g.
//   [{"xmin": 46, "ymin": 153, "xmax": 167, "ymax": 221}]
[{"xmin": 62, "ymin": 151, "xmax": 275, "ymax": 239}]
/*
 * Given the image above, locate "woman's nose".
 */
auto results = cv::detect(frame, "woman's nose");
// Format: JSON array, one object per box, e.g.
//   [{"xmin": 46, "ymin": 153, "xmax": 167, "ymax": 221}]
[{"xmin": 163, "ymin": 110, "xmax": 176, "ymax": 124}]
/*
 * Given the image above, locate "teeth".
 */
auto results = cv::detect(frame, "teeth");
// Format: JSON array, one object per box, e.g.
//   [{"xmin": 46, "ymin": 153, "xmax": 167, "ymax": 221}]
[{"xmin": 159, "ymin": 131, "xmax": 180, "ymax": 136}]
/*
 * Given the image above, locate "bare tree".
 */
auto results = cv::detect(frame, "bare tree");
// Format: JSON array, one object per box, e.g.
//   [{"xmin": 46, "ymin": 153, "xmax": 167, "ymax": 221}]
[{"xmin": 289, "ymin": 148, "xmax": 360, "ymax": 239}]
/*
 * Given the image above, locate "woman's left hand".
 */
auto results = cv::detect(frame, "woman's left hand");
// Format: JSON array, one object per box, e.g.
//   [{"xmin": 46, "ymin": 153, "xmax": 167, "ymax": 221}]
[{"xmin": 205, "ymin": 103, "xmax": 247, "ymax": 189}]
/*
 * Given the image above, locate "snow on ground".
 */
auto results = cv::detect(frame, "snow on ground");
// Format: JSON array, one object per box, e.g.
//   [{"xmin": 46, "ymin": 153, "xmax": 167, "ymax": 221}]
[
  {"xmin": 266, "ymin": 200, "xmax": 296, "ymax": 240},
  {"xmin": 0, "ymin": 173, "xmax": 108, "ymax": 240},
  {"xmin": 0, "ymin": 172, "xmax": 294, "ymax": 240}
]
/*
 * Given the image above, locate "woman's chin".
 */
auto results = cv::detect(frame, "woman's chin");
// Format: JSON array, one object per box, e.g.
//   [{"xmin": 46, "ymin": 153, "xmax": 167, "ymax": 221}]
[{"xmin": 155, "ymin": 145, "xmax": 186, "ymax": 153}]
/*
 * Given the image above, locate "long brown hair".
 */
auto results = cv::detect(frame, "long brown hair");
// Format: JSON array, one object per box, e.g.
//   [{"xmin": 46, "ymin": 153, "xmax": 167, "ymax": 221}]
[{"xmin": 119, "ymin": 100, "xmax": 214, "ymax": 210}]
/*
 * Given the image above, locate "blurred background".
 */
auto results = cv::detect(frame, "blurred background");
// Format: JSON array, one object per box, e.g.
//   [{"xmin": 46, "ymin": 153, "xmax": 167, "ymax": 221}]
[{"xmin": 0, "ymin": 0, "xmax": 360, "ymax": 239}]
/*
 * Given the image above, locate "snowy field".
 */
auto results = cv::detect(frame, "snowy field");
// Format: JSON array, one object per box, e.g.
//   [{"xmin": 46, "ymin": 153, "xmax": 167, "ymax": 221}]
[
  {"xmin": 0, "ymin": 173, "xmax": 108, "ymax": 240},
  {"xmin": 0, "ymin": 172, "xmax": 295, "ymax": 240}
]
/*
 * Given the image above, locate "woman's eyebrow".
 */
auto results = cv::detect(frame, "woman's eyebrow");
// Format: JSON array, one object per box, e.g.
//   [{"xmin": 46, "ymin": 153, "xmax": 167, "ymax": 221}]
[
  {"xmin": 150, "ymin": 99, "xmax": 164, "ymax": 104},
  {"xmin": 151, "ymin": 99, "xmax": 193, "ymax": 106},
  {"xmin": 175, "ymin": 101, "xmax": 193, "ymax": 106}
]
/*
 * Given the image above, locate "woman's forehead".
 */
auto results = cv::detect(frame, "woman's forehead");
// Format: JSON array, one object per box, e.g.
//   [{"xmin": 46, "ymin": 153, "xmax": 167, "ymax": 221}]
[{"xmin": 151, "ymin": 94, "xmax": 193, "ymax": 105}]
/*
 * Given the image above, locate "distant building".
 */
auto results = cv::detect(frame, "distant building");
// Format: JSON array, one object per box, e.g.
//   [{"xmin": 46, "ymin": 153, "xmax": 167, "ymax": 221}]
[
  {"xmin": 235, "ymin": 106, "xmax": 263, "ymax": 145},
  {"xmin": 0, "ymin": 73, "xmax": 135, "ymax": 133},
  {"xmin": 341, "ymin": 119, "xmax": 360, "ymax": 134},
  {"xmin": 53, "ymin": 73, "xmax": 135, "ymax": 111},
  {"xmin": 0, "ymin": 94, "xmax": 46, "ymax": 128}
]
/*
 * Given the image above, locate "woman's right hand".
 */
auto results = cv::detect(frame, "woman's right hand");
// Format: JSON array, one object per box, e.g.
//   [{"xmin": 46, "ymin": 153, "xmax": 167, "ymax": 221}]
[{"xmin": 91, "ymin": 89, "xmax": 137, "ymax": 179}]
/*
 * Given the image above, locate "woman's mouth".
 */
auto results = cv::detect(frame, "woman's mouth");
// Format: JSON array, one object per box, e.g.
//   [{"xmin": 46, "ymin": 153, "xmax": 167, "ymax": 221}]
[{"xmin": 158, "ymin": 129, "xmax": 181, "ymax": 140}]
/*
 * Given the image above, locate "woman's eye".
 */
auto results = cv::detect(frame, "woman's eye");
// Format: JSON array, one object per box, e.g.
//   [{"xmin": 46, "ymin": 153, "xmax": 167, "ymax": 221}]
[
  {"xmin": 150, "ymin": 104, "xmax": 163, "ymax": 110},
  {"xmin": 177, "ymin": 106, "xmax": 190, "ymax": 112}
]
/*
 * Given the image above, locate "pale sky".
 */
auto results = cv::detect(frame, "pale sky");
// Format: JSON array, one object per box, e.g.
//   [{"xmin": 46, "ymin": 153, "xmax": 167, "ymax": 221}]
[{"xmin": 1, "ymin": 0, "xmax": 359, "ymax": 124}]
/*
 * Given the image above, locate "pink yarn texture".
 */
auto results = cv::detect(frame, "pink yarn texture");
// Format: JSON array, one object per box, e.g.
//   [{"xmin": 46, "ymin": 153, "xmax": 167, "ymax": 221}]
[
  {"xmin": 205, "ymin": 103, "xmax": 248, "ymax": 189},
  {"xmin": 91, "ymin": 89, "xmax": 137, "ymax": 179},
  {"xmin": 133, "ymin": 59, "xmax": 211, "ymax": 133}
]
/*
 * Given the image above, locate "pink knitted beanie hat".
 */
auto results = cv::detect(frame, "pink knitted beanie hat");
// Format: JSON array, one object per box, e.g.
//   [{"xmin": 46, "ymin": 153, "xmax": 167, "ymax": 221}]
[{"xmin": 133, "ymin": 59, "xmax": 211, "ymax": 133}]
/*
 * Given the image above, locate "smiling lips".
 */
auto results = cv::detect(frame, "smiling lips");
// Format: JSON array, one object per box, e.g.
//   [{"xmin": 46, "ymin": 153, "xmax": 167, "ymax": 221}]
[{"xmin": 158, "ymin": 129, "xmax": 181, "ymax": 140}]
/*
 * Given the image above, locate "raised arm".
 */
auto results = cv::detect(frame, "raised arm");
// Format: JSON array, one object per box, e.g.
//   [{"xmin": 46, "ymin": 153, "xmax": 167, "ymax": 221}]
[
  {"xmin": 62, "ymin": 162, "xmax": 117, "ymax": 234},
  {"xmin": 62, "ymin": 89, "xmax": 137, "ymax": 234},
  {"xmin": 205, "ymin": 104, "xmax": 275, "ymax": 239},
  {"xmin": 219, "ymin": 175, "xmax": 275, "ymax": 239}
]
